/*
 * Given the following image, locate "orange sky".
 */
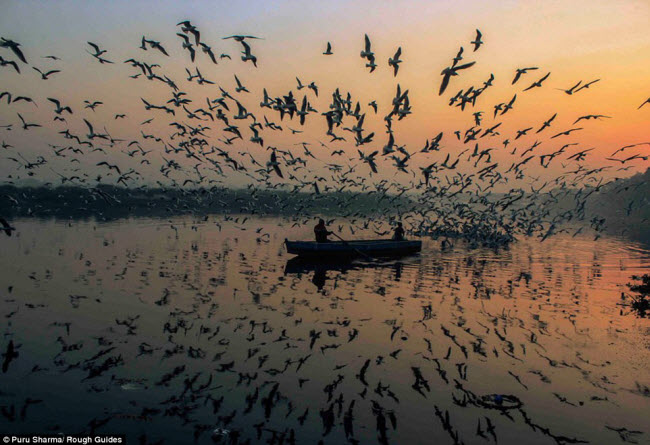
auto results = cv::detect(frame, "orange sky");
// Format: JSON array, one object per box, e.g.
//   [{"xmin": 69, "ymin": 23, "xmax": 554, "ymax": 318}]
[{"xmin": 0, "ymin": 0, "xmax": 649, "ymax": 188}]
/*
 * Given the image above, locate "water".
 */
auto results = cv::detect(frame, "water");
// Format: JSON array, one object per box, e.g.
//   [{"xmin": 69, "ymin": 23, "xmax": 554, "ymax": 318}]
[{"xmin": 1, "ymin": 216, "xmax": 649, "ymax": 444}]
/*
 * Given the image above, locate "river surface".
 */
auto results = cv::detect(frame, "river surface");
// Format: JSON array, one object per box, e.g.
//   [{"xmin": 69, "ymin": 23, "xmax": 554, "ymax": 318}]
[{"xmin": 1, "ymin": 216, "xmax": 649, "ymax": 444}]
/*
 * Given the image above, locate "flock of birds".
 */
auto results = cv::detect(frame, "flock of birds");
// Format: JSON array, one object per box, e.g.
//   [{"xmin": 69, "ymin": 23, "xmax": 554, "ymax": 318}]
[
  {"xmin": 1, "ymin": 20, "xmax": 649, "ymax": 445},
  {"xmin": 0, "ymin": 23, "xmax": 649, "ymax": 244}
]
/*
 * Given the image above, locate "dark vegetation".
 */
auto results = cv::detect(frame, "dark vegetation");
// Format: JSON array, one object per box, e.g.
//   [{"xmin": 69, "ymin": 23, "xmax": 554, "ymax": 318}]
[
  {"xmin": 584, "ymin": 168, "xmax": 650, "ymax": 243},
  {"xmin": 624, "ymin": 274, "xmax": 650, "ymax": 317},
  {"xmin": 0, "ymin": 184, "xmax": 414, "ymax": 220}
]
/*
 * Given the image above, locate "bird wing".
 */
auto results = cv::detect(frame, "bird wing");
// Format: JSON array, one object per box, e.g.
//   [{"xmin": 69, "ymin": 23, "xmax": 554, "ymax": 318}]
[
  {"xmin": 439, "ymin": 72, "xmax": 451, "ymax": 96},
  {"xmin": 87, "ymin": 41, "xmax": 100, "ymax": 53},
  {"xmin": 83, "ymin": 119, "xmax": 94, "ymax": 134},
  {"xmin": 454, "ymin": 61, "xmax": 476, "ymax": 71},
  {"xmin": 156, "ymin": 43, "xmax": 169, "ymax": 56}
]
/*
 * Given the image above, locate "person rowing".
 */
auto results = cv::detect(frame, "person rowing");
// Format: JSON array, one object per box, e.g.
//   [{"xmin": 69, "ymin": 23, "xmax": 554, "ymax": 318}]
[
  {"xmin": 314, "ymin": 218, "xmax": 333, "ymax": 243},
  {"xmin": 392, "ymin": 222, "xmax": 405, "ymax": 241}
]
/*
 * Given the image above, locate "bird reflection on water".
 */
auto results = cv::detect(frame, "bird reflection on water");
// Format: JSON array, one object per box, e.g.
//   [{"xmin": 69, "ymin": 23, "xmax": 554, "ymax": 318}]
[{"xmin": 0, "ymin": 216, "xmax": 649, "ymax": 444}]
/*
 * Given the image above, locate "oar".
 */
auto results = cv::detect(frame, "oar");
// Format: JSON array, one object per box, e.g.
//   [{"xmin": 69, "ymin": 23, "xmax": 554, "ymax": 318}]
[{"xmin": 331, "ymin": 232, "xmax": 373, "ymax": 260}]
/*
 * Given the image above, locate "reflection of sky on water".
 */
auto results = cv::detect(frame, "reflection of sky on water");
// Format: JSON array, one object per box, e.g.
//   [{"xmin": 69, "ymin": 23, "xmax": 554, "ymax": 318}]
[{"xmin": 0, "ymin": 215, "xmax": 648, "ymax": 444}]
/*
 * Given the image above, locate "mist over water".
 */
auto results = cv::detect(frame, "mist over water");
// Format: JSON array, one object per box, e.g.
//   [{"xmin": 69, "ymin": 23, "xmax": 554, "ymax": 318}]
[{"xmin": 1, "ymin": 216, "xmax": 648, "ymax": 444}]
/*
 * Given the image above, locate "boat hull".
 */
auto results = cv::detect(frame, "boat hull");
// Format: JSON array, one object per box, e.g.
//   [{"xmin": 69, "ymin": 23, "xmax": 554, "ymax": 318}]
[{"xmin": 285, "ymin": 239, "xmax": 422, "ymax": 258}]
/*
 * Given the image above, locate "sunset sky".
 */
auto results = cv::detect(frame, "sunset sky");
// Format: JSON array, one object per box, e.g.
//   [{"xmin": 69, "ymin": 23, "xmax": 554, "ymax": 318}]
[{"xmin": 1, "ymin": 0, "xmax": 649, "ymax": 188}]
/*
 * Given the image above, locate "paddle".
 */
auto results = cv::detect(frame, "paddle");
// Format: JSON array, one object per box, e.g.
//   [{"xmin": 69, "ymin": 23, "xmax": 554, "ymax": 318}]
[{"xmin": 331, "ymin": 232, "xmax": 373, "ymax": 260}]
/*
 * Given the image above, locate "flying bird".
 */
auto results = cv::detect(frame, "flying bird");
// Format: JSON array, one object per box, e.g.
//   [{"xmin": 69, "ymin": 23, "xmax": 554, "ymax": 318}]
[
  {"xmin": 360, "ymin": 34, "xmax": 374, "ymax": 61},
  {"xmin": 223, "ymin": 35, "xmax": 262, "ymax": 41},
  {"xmin": 47, "ymin": 98, "xmax": 72, "ymax": 114},
  {"xmin": 17, "ymin": 113, "xmax": 41, "ymax": 130},
  {"xmin": 523, "ymin": 72, "xmax": 551, "ymax": 91},
  {"xmin": 556, "ymin": 81, "xmax": 582, "ymax": 95},
  {"xmin": 32, "ymin": 67, "xmax": 61, "ymax": 80},
  {"xmin": 87, "ymin": 41, "xmax": 113, "ymax": 63},
  {"xmin": 512, "ymin": 67, "xmax": 538, "ymax": 85},
  {"xmin": 176, "ymin": 33, "xmax": 196, "ymax": 62},
  {"xmin": 439, "ymin": 62, "xmax": 476, "ymax": 95},
  {"xmin": 388, "ymin": 47, "xmax": 402, "ymax": 77},
  {"xmin": 0, "ymin": 55, "xmax": 20, "ymax": 73},
  {"xmin": 177, "ymin": 21, "xmax": 201, "ymax": 45},
  {"xmin": 471, "ymin": 29, "xmax": 483, "ymax": 51},
  {"xmin": 575, "ymin": 78, "xmax": 600, "ymax": 93},
  {"xmin": 198, "ymin": 43, "xmax": 217, "ymax": 64},
  {"xmin": 0, "ymin": 37, "xmax": 27, "ymax": 63}
]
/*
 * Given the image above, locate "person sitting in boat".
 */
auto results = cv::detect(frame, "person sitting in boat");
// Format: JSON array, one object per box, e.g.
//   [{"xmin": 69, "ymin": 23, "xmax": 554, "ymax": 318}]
[
  {"xmin": 392, "ymin": 222, "xmax": 405, "ymax": 241},
  {"xmin": 314, "ymin": 219, "xmax": 333, "ymax": 243}
]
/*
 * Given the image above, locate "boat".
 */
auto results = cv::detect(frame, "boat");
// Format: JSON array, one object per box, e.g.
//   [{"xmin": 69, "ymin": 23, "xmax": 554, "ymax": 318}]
[
  {"xmin": 284, "ymin": 238, "xmax": 422, "ymax": 258},
  {"xmin": 284, "ymin": 256, "xmax": 355, "ymax": 274}
]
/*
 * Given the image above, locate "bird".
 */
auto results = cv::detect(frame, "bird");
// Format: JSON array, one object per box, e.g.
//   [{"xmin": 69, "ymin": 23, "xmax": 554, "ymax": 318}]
[
  {"xmin": 536, "ymin": 113, "xmax": 557, "ymax": 133},
  {"xmin": 83, "ymin": 100, "xmax": 103, "ymax": 111},
  {"xmin": 33, "ymin": 66, "xmax": 60, "ymax": 80},
  {"xmin": 556, "ymin": 80, "xmax": 582, "ymax": 95},
  {"xmin": 575, "ymin": 78, "xmax": 600, "ymax": 93},
  {"xmin": 12, "ymin": 95, "xmax": 37, "ymax": 106},
  {"xmin": 86, "ymin": 41, "xmax": 113, "ymax": 63},
  {"xmin": 512, "ymin": 67, "xmax": 538, "ymax": 84},
  {"xmin": 471, "ymin": 29, "xmax": 483, "ymax": 51},
  {"xmin": 0, "ymin": 91, "xmax": 11, "ymax": 104},
  {"xmin": 198, "ymin": 43, "xmax": 217, "ymax": 64},
  {"xmin": 176, "ymin": 33, "xmax": 196, "ymax": 62},
  {"xmin": 143, "ymin": 38, "xmax": 169, "ymax": 56},
  {"xmin": 296, "ymin": 77, "xmax": 305, "ymax": 90},
  {"xmin": 439, "ymin": 62, "xmax": 476, "ymax": 95},
  {"xmin": 0, "ymin": 217, "xmax": 15, "ymax": 236},
  {"xmin": 240, "ymin": 40, "xmax": 258, "ymax": 67},
  {"xmin": 360, "ymin": 34, "xmax": 374, "ymax": 62},
  {"xmin": 0, "ymin": 55, "xmax": 20, "ymax": 73},
  {"xmin": 550, "ymin": 127, "xmax": 583, "ymax": 139},
  {"xmin": 177, "ymin": 21, "xmax": 201, "ymax": 45},
  {"xmin": 638, "ymin": 98, "xmax": 650, "ymax": 109},
  {"xmin": 17, "ymin": 113, "xmax": 41, "ymax": 130},
  {"xmin": 2, "ymin": 340, "xmax": 18, "ymax": 372},
  {"xmin": 0, "ymin": 37, "xmax": 27, "ymax": 63},
  {"xmin": 223, "ymin": 35, "xmax": 262, "ymax": 41},
  {"xmin": 96, "ymin": 161, "xmax": 121, "ymax": 175},
  {"xmin": 307, "ymin": 82, "xmax": 318, "ymax": 97},
  {"xmin": 388, "ymin": 47, "xmax": 402, "ymax": 76},
  {"xmin": 573, "ymin": 114, "xmax": 610, "ymax": 124},
  {"xmin": 83, "ymin": 119, "xmax": 107, "ymax": 140},
  {"xmin": 47, "ymin": 98, "xmax": 72, "ymax": 114},
  {"xmin": 523, "ymin": 72, "xmax": 551, "ymax": 91},
  {"xmin": 234, "ymin": 75, "xmax": 249, "ymax": 93},
  {"xmin": 267, "ymin": 149, "xmax": 283, "ymax": 178}
]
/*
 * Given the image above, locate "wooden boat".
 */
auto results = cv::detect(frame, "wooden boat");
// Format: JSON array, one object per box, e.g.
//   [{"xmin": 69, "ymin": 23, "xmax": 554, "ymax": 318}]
[{"xmin": 285, "ymin": 238, "xmax": 422, "ymax": 258}]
